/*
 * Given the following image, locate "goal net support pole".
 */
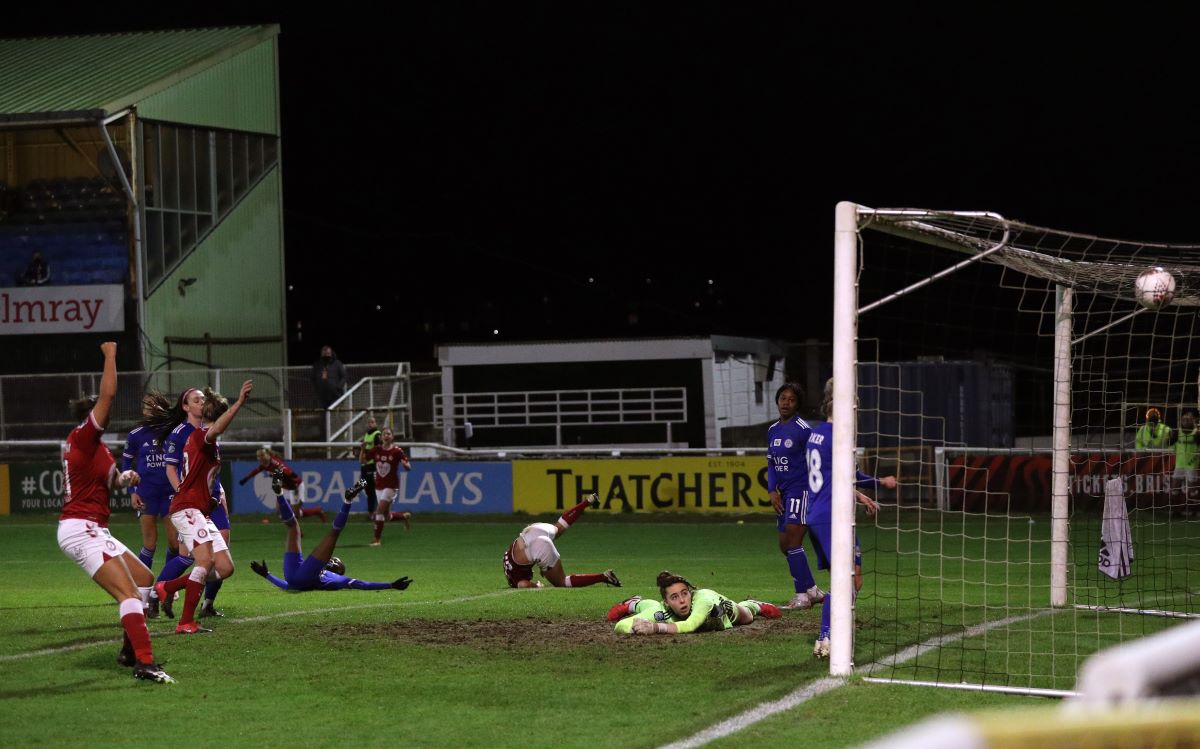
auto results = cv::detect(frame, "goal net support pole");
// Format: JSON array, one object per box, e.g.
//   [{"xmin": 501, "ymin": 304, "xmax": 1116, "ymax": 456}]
[
  {"xmin": 831, "ymin": 200, "xmax": 859, "ymax": 675},
  {"xmin": 1052, "ymin": 284, "xmax": 1072, "ymax": 607}
]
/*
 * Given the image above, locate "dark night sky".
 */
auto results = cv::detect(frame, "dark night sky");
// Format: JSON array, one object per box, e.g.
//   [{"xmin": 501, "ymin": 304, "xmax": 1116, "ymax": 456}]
[{"xmin": 8, "ymin": 5, "xmax": 1198, "ymax": 369}]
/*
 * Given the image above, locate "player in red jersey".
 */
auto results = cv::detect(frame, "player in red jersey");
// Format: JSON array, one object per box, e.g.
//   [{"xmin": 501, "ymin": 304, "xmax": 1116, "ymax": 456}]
[
  {"xmin": 360, "ymin": 427, "xmax": 412, "ymax": 546},
  {"xmin": 56, "ymin": 342, "xmax": 173, "ymax": 683},
  {"xmin": 239, "ymin": 447, "xmax": 326, "ymax": 523},
  {"xmin": 502, "ymin": 493, "xmax": 621, "ymax": 589},
  {"xmin": 155, "ymin": 380, "xmax": 253, "ymax": 634}
]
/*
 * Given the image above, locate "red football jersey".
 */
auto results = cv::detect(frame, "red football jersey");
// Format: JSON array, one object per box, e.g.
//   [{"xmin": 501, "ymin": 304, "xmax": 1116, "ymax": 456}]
[
  {"xmin": 169, "ymin": 427, "xmax": 221, "ymax": 515},
  {"xmin": 244, "ymin": 456, "xmax": 300, "ymax": 490},
  {"xmin": 60, "ymin": 412, "xmax": 117, "ymax": 525},
  {"xmin": 370, "ymin": 445, "xmax": 408, "ymax": 490}
]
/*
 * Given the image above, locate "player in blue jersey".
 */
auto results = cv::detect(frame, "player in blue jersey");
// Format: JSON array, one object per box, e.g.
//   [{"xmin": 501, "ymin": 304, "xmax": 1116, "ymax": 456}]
[
  {"xmin": 121, "ymin": 392, "xmax": 178, "ymax": 588},
  {"xmin": 250, "ymin": 471, "xmax": 413, "ymax": 593},
  {"xmin": 805, "ymin": 378, "xmax": 893, "ymax": 657},
  {"xmin": 766, "ymin": 382, "xmax": 825, "ymax": 610}
]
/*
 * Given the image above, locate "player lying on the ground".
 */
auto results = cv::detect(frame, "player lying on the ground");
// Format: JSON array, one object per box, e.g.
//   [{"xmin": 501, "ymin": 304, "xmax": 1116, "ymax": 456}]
[
  {"xmin": 503, "ymin": 492, "xmax": 620, "ymax": 588},
  {"xmin": 249, "ymin": 472, "xmax": 412, "ymax": 592},
  {"xmin": 608, "ymin": 570, "xmax": 781, "ymax": 634}
]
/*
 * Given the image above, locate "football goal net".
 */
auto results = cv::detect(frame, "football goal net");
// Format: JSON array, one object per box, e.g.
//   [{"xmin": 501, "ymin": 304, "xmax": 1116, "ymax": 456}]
[{"xmin": 829, "ymin": 202, "xmax": 1200, "ymax": 696}]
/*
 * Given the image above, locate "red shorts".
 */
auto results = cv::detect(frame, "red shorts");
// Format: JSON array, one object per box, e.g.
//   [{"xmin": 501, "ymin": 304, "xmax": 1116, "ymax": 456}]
[{"xmin": 502, "ymin": 539, "xmax": 533, "ymax": 588}]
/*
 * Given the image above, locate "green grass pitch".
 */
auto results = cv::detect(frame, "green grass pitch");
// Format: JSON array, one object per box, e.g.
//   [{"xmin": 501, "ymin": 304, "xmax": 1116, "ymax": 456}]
[{"xmin": 1, "ymin": 512, "xmax": 1110, "ymax": 748}]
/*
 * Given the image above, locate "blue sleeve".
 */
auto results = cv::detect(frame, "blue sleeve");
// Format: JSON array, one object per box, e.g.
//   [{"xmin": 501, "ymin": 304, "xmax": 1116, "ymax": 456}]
[
  {"xmin": 121, "ymin": 431, "xmax": 138, "ymax": 472},
  {"xmin": 767, "ymin": 454, "xmax": 777, "ymax": 493},
  {"xmin": 263, "ymin": 573, "xmax": 290, "ymax": 591},
  {"xmin": 347, "ymin": 579, "xmax": 393, "ymax": 591},
  {"xmin": 855, "ymin": 470, "xmax": 878, "ymax": 488}
]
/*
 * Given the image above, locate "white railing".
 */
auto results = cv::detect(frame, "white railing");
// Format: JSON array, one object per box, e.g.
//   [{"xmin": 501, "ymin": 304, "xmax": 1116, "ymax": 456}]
[
  {"xmin": 325, "ymin": 365, "xmax": 413, "ymax": 456},
  {"xmin": 434, "ymin": 387, "xmax": 688, "ymax": 447}
]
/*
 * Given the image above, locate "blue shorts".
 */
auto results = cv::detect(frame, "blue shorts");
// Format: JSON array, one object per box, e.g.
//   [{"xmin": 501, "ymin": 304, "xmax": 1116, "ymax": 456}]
[
  {"xmin": 283, "ymin": 551, "xmax": 325, "ymax": 590},
  {"xmin": 807, "ymin": 521, "xmax": 863, "ymax": 569},
  {"xmin": 211, "ymin": 502, "xmax": 230, "ymax": 531},
  {"xmin": 135, "ymin": 487, "xmax": 173, "ymax": 518},
  {"xmin": 775, "ymin": 491, "xmax": 808, "ymax": 532}
]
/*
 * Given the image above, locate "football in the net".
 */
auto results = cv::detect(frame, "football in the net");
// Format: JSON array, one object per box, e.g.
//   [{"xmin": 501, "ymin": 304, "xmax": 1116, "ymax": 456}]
[{"xmin": 1135, "ymin": 268, "xmax": 1176, "ymax": 310}]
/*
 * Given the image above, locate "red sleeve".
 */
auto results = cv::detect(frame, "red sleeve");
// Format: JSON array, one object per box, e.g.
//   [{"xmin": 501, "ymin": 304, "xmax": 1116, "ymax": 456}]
[
  {"xmin": 243, "ymin": 464, "xmax": 266, "ymax": 481},
  {"xmin": 75, "ymin": 412, "xmax": 104, "ymax": 457},
  {"xmin": 398, "ymin": 447, "xmax": 409, "ymax": 462}
]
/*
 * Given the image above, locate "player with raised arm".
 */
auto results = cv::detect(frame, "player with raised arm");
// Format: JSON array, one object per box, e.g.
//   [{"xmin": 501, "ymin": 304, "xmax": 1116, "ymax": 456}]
[
  {"xmin": 249, "ymin": 471, "xmax": 412, "ymax": 592},
  {"xmin": 766, "ymin": 382, "xmax": 824, "ymax": 610},
  {"xmin": 361, "ymin": 427, "xmax": 412, "ymax": 546},
  {"xmin": 503, "ymin": 493, "xmax": 620, "ymax": 588},
  {"xmin": 154, "ymin": 380, "xmax": 253, "ymax": 634},
  {"xmin": 806, "ymin": 378, "xmax": 893, "ymax": 657},
  {"xmin": 609, "ymin": 571, "xmax": 781, "ymax": 634},
  {"xmin": 56, "ymin": 342, "xmax": 173, "ymax": 683},
  {"xmin": 239, "ymin": 447, "xmax": 327, "ymax": 523}
]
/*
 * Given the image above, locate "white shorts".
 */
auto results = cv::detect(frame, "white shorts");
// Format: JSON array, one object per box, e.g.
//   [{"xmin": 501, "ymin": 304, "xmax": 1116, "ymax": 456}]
[
  {"xmin": 377, "ymin": 488, "xmax": 397, "ymax": 503},
  {"xmin": 519, "ymin": 522, "xmax": 561, "ymax": 571},
  {"xmin": 58, "ymin": 518, "xmax": 132, "ymax": 578},
  {"xmin": 170, "ymin": 509, "xmax": 229, "ymax": 555}
]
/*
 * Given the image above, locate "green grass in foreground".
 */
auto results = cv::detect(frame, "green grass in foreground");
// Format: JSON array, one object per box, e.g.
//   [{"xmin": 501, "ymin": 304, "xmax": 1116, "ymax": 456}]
[{"xmin": 0, "ymin": 514, "xmax": 1063, "ymax": 748}]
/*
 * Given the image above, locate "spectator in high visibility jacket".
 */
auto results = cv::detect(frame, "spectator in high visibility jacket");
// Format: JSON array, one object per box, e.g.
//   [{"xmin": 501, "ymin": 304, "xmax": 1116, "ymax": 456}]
[{"xmin": 1135, "ymin": 408, "xmax": 1172, "ymax": 449}]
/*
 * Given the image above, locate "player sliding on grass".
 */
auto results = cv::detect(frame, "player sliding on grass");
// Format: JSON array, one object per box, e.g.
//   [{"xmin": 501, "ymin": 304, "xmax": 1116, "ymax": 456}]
[
  {"xmin": 503, "ymin": 493, "xmax": 621, "ymax": 589},
  {"xmin": 608, "ymin": 570, "xmax": 781, "ymax": 634},
  {"xmin": 249, "ymin": 471, "xmax": 412, "ymax": 593}
]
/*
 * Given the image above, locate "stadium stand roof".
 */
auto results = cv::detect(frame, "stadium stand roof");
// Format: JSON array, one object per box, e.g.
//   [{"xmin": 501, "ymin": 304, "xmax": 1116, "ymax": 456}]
[{"xmin": 0, "ymin": 25, "xmax": 279, "ymax": 126}]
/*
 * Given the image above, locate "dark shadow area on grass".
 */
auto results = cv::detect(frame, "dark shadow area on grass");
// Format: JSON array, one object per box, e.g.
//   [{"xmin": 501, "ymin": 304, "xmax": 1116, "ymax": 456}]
[
  {"xmin": 16, "ymin": 622, "xmax": 119, "ymax": 635},
  {"xmin": 326, "ymin": 615, "xmax": 817, "ymax": 648},
  {"xmin": 0, "ymin": 677, "xmax": 110, "ymax": 698},
  {"xmin": 0, "ymin": 602, "xmax": 113, "ymax": 611}
]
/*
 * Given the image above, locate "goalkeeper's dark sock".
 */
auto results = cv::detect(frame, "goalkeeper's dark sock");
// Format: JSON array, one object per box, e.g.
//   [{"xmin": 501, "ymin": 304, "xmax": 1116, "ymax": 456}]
[
  {"xmin": 332, "ymin": 500, "xmax": 352, "ymax": 532},
  {"xmin": 557, "ymin": 498, "xmax": 591, "ymax": 531},
  {"xmin": 819, "ymin": 596, "xmax": 831, "ymax": 641},
  {"xmin": 157, "ymin": 553, "xmax": 194, "ymax": 583},
  {"xmin": 564, "ymin": 573, "xmax": 606, "ymax": 588},
  {"xmin": 786, "ymin": 546, "xmax": 816, "ymax": 593}
]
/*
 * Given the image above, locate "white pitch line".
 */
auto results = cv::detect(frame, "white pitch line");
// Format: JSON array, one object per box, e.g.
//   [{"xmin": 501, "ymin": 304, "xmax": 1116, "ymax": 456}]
[
  {"xmin": 656, "ymin": 608, "xmax": 1056, "ymax": 749},
  {"xmin": 0, "ymin": 589, "xmax": 517, "ymax": 663},
  {"xmin": 657, "ymin": 678, "xmax": 847, "ymax": 749}
]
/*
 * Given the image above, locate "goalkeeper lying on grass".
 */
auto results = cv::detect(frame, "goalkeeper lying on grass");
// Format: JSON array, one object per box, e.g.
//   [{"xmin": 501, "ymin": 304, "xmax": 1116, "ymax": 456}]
[
  {"xmin": 249, "ymin": 471, "xmax": 412, "ymax": 593},
  {"xmin": 607, "ymin": 570, "xmax": 781, "ymax": 635}
]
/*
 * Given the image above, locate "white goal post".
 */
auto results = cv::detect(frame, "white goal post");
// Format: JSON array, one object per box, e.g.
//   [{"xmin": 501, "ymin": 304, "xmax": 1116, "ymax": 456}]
[{"xmin": 831, "ymin": 201, "xmax": 1200, "ymax": 691}]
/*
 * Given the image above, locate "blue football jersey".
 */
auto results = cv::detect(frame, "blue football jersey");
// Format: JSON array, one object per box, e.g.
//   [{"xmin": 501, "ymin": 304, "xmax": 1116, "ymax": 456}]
[
  {"xmin": 766, "ymin": 415, "xmax": 814, "ymax": 498},
  {"xmin": 805, "ymin": 421, "xmax": 835, "ymax": 524},
  {"xmin": 121, "ymin": 426, "xmax": 173, "ymax": 499}
]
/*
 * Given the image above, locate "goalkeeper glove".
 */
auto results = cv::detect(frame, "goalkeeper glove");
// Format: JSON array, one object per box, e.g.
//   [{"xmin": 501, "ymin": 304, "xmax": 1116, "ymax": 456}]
[
  {"xmin": 250, "ymin": 560, "xmax": 269, "ymax": 578},
  {"xmin": 390, "ymin": 576, "xmax": 412, "ymax": 591},
  {"xmin": 239, "ymin": 477, "xmax": 249, "ymax": 486},
  {"xmin": 631, "ymin": 618, "xmax": 657, "ymax": 635}
]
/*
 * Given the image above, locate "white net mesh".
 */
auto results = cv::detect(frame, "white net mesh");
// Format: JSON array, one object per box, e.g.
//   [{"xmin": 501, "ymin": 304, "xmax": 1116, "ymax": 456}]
[{"xmin": 850, "ymin": 208, "xmax": 1200, "ymax": 694}]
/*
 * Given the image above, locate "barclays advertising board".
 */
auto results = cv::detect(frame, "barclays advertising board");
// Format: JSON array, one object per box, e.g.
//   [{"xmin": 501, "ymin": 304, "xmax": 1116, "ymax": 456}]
[{"xmin": 229, "ymin": 461, "xmax": 513, "ymax": 514}]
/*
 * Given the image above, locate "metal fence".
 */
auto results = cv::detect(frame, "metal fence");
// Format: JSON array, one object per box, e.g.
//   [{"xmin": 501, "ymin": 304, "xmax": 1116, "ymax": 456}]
[
  {"xmin": 434, "ymin": 387, "xmax": 688, "ymax": 447},
  {"xmin": 0, "ymin": 361, "xmax": 417, "ymax": 448}
]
